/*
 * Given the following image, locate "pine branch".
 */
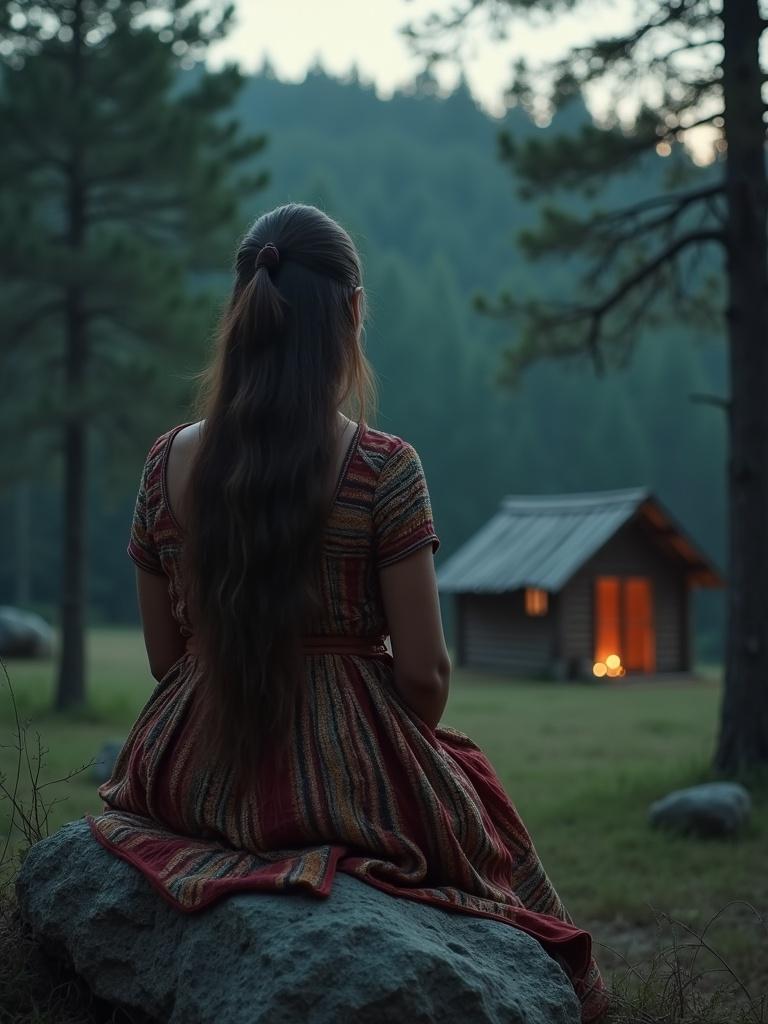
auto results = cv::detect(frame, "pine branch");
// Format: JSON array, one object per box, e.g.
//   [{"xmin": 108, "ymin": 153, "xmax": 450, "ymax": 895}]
[
  {"xmin": 404, "ymin": 0, "xmax": 720, "ymax": 76},
  {"xmin": 658, "ymin": 112, "xmax": 724, "ymax": 140},
  {"xmin": 485, "ymin": 227, "xmax": 726, "ymax": 374},
  {"xmin": 1, "ymin": 104, "xmax": 67, "ymax": 170},
  {"xmin": 401, "ymin": 0, "xmax": 486, "ymax": 48},
  {"xmin": 659, "ymin": 38, "xmax": 723, "ymax": 60},
  {"xmin": 594, "ymin": 183, "xmax": 725, "ymax": 227},
  {"xmin": 519, "ymin": 184, "xmax": 726, "ymax": 283},
  {"xmin": 557, "ymin": 8, "xmax": 718, "ymax": 89},
  {"xmin": 88, "ymin": 201, "xmax": 187, "ymax": 228},
  {"xmin": 565, "ymin": 3, "xmax": 714, "ymax": 68},
  {"xmin": 583, "ymin": 188, "xmax": 725, "ymax": 283},
  {"xmin": 500, "ymin": 122, "xmax": 654, "ymax": 195},
  {"xmin": 689, "ymin": 392, "xmax": 731, "ymax": 412},
  {"xmin": 579, "ymin": 228, "xmax": 725, "ymax": 329},
  {"xmin": 0, "ymin": 299, "xmax": 64, "ymax": 343}
]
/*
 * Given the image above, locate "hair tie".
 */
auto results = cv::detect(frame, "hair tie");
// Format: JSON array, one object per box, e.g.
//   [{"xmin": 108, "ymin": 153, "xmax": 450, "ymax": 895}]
[{"xmin": 255, "ymin": 242, "xmax": 280, "ymax": 273}]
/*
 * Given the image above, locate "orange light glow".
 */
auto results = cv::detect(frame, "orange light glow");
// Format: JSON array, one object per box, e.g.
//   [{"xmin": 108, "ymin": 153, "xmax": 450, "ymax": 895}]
[
  {"xmin": 624, "ymin": 578, "xmax": 655, "ymax": 672},
  {"xmin": 595, "ymin": 578, "xmax": 621, "ymax": 664},
  {"xmin": 525, "ymin": 588, "xmax": 549, "ymax": 616},
  {"xmin": 595, "ymin": 577, "xmax": 655, "ymax": 676},
  {"xmin": 593, "ymin": 662, "xmax": 608, "ymax": 678}
]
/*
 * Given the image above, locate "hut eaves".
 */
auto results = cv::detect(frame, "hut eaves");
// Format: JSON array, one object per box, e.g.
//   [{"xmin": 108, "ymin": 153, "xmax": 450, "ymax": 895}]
[{"xmin": 437, "ymin": 488, "xmax": 721, "ymax": 594}]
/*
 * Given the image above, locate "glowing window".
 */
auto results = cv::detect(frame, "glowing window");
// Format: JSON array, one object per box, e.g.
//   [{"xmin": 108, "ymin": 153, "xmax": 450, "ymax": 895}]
[{"xmin": 525, "ymin": 588, "xmax": 549, "ymax": 616}]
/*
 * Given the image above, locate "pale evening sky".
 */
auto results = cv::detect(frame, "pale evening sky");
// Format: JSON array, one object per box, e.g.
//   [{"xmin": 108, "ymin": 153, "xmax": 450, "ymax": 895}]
[{"xmin": 208, "ymin": 0, "xmax": 639, "ymax": 121}]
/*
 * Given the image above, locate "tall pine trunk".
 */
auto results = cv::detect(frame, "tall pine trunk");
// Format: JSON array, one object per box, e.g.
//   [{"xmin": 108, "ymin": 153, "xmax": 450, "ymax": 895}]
[
  {"xmin": 55, "ymin": 288, "xmax": 87, "ymax": 711},
  {"xmin": 54, "ymin": 0, "xmax": 87, "ymax": 711},
  {"xmin": 13, "ymin": 484, "xmax": 31, "ymax": 606},
  {"xmin": 714, "ymin": 0, "xmax": 768, "ymax": 772}
]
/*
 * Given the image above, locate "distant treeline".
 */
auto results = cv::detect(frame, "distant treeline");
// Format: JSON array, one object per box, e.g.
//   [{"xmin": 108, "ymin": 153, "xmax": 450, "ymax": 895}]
[{"xmin": 0, "ymin": 67, "xmax": 726, "ymax": 656}]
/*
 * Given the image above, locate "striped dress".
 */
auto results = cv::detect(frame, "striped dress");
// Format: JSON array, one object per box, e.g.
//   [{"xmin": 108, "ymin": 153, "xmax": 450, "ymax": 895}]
[{"xmin": 86, "ymin": 421, "xmax": 607, "ymax": 1022}]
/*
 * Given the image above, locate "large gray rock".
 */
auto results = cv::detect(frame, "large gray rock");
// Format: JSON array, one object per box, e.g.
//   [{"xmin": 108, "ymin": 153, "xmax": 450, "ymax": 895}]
[
  {"xmin": 16, "ymin": 819, "xmax": 580, "ymax": 1024},
  {"xmin": 649, "ymin": 781, "xmax": 752, "ymax": 837}
]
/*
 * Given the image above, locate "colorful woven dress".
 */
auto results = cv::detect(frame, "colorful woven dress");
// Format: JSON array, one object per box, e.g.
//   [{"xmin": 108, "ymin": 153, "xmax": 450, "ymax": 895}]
[{"xmin": 86, "ymin": 421, "xmax": 607, "ymax": 1022}]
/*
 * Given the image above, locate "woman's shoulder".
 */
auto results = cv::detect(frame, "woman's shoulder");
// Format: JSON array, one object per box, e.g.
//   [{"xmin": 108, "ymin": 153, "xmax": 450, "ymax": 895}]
[
  {"xmin": 144, "ymin": 421, "xmax": 199, "ymax": 463},
  {"xmin": 358, "ymin": 424, "xmax": 419, "ymax": 469},
  {"xmin": 137, "ymin": 422, "xmax": 198, "ymax": 507}
]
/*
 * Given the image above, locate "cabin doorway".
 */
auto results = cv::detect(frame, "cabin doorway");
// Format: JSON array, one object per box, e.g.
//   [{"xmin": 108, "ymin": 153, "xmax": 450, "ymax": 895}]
[{"xmin": 594, "ymin": 576, "xmax": 655, "ymax": 675}]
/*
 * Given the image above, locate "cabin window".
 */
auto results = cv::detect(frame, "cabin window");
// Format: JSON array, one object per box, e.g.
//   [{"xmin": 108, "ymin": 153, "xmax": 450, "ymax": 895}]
[
  {"xmin": 525, "ymin": 588, "xmax": 549, "ymax": 616},
  {"xmin": 593, "ymin": 576, "xmax": 655, "ymax": 676}
]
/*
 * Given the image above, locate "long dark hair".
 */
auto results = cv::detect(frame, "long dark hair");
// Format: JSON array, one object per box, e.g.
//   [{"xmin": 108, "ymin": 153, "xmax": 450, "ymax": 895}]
[{"xmin": 183, "ymin": 204, "xmax": 375, "ymax": 793}]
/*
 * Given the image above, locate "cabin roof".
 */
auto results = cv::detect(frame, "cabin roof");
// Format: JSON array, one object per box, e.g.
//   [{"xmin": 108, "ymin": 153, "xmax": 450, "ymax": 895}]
[{"xmin": 437, "ymin": 487, "xmax": 722, "ymax": 593}]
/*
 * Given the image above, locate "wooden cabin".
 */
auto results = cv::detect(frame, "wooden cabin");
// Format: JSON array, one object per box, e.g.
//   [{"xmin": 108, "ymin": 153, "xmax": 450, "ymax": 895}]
[{"xmin": 437, "ymin": 489, "xmax": 722, "ymax": 679}]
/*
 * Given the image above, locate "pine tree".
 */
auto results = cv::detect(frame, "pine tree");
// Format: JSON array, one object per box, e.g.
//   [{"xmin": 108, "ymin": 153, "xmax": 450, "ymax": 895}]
[
  {"xmin": 407, "ymin": 0, "xmax": 767, "ymax": 773},
  {"xmin": 0, "ymin": 0, "xmax": 268, "ymax": 710}
]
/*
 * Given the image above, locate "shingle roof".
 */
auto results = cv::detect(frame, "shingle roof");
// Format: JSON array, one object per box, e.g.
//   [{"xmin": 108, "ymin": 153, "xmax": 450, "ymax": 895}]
[{"xmin": 437, "ymin": 488, "xmax": 721, "ymax": 593}]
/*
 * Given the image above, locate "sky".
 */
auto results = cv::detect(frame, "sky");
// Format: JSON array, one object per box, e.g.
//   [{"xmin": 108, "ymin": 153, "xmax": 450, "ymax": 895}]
[{"xmin": 208, "ymin": 0, "xmax": 638, "ymax": 120}]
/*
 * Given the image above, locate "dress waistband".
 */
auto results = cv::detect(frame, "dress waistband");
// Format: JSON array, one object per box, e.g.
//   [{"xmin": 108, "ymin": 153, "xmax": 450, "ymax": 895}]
[
  {"xmin": 302, "ymin": 634, "xmax": 389, "ymax": 656},
  {"xmin": 184, "ymin": 634, "xmax": 389, "ymax": 657}
]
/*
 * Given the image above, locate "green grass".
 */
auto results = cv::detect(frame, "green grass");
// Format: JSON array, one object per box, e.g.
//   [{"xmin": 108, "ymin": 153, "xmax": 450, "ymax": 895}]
[
  {"xmin": 0, "ymin": 629, "xmax": 149, "ymax": 847},
  {"xmin": 1, "ymin": 629, "xmax": 766, "ymax": 1017}
]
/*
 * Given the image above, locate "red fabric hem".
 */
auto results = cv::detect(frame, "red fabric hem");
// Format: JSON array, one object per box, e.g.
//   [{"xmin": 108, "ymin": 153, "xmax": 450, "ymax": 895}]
[
  {"xmin": 85, "ymin": 815, "xmax": 345, "ymax": 912},
  {"xmin": 377, "ymin": 529, "xmax": 440, "ymax": 569},
  {"xmin": 126, "ymin": 545, "xmax": 164, "ymax": 576}
]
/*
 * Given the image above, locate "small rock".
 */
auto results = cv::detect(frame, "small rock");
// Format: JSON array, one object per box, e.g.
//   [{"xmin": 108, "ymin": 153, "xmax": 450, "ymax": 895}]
[
  {"xmin": 649, "ymin": 782, "xmax": 752, "ymax": 838},
  {"xmin": 16, "ymin": 819, "xmax": 581, "ymax": 1024},
  {"xmin": 90, "ymin": 741, "xmax": 126, "ymax": 784},
  {"xmin": 0, "ymin": 606, "xmax": 54, "ymax": 659}
]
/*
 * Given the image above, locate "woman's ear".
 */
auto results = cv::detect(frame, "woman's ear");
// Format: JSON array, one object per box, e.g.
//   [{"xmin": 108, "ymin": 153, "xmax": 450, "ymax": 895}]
[{"xmin": 351, "ymin": 286, "xmax": 364, "ymax": 333}]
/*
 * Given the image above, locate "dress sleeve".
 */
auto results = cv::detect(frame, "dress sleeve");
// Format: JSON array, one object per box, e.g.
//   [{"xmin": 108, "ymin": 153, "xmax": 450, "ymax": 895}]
[
  {"xmin": 127, "ymin": 437, "xmax": 165, "ymax": 575},
  {"xmin": 373, "ymin": 442, "xmax": 440, "ymax": 568}
]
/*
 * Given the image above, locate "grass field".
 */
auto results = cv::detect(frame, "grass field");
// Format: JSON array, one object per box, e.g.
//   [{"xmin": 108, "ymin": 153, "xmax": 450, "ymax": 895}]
[{"xmin": 1, "ymin": 628, "xmax": 766, "ymax": 1017}]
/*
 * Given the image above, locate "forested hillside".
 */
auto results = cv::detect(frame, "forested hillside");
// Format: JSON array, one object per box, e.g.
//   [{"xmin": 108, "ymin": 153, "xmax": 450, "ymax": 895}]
[{"xmin": 0, "ymin": 67, "xmax": 726, "ymax": 652}]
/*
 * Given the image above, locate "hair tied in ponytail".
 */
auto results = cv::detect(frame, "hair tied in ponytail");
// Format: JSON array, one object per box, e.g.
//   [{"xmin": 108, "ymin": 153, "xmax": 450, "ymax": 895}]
[
  {"xmin": 254, "ymin": 242, "xmax": 280, "ymax": 273},
  {"xmin": 185, "ymin": 203, "xmax": 375, "ymax": 793}
]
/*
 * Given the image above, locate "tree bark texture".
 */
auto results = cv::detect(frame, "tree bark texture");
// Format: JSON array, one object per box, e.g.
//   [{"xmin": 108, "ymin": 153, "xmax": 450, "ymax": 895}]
[
  {"xmin": 714, "ymin": 0, "xmax": 768, "ymax": 772},
  {"xmin": 55, "ymin": 0, "xmax": 88, "ymax": 711}
]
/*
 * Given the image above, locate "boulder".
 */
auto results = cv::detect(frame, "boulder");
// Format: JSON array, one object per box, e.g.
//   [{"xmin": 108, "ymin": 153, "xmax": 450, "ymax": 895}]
[
  {"xmin": 648, "ymin": 781, "xmax": 752, "ymax": 838},
  {"xmin": 89, "ymin": 740, "xmax": 126, "ymax": 785},
  {"xmin": 16, "ymin": 819, "xmax": 580, "ymax": 1024},
  {"xmin": 0, "ymin": 606, "xmax": 54, "ymax": 658}
]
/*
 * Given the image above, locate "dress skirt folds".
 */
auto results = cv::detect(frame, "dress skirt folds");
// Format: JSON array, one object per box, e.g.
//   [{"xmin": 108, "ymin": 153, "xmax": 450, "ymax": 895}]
[{"xmin": 86, "ymin": 422, "xmax": 608, "ymax": 1022}]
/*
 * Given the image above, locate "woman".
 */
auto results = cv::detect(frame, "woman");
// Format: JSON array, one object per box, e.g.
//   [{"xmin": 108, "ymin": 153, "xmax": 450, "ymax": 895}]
[{"xmin": 86, "ymin": 203, "xmax": 607, "ymax": 1022}]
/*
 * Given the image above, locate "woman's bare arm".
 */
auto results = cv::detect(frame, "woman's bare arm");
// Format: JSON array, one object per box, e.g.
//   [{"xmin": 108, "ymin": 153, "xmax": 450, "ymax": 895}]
[
  {"xmin": 135, "ymin": 568, "xmax": 186, "ymax": 682},
  {"xmin": 379, "ymin": 545, "xmax": 451, "ymax": 729}
]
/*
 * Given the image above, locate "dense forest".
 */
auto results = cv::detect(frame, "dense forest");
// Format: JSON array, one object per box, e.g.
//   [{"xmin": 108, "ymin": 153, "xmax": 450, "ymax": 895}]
[{"xmin": 0, "ymin": 65, "xmax": 726, "ymax": 655}]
